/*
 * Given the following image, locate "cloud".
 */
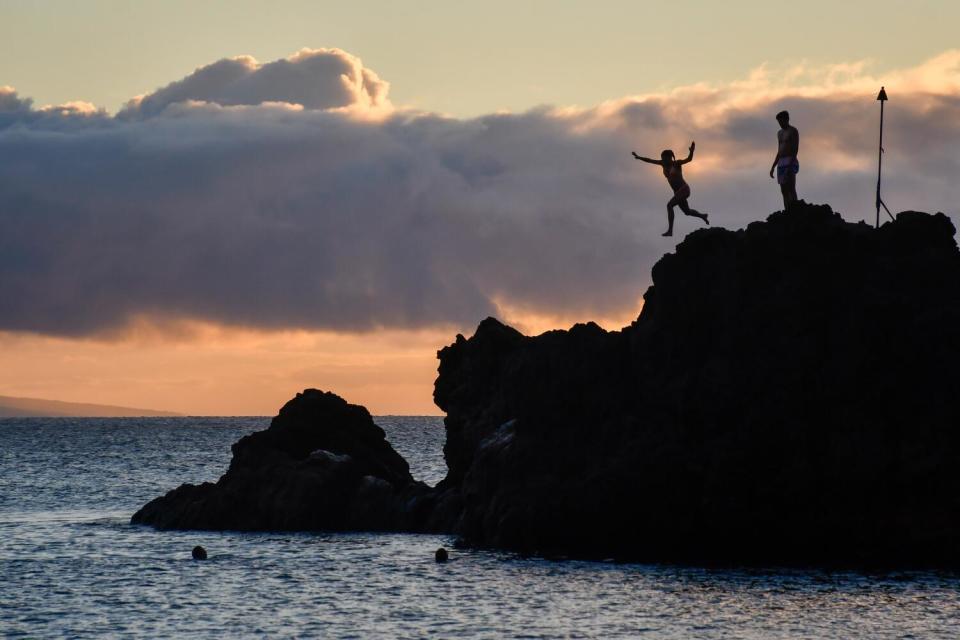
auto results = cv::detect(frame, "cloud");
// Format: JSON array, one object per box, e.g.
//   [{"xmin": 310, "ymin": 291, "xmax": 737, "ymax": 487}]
[
  {"xmin": 118, "ymin": 48, "xmax": 390, "ymax": 118},
  {"xmin": 0, "ymin": 86, "xmax": 30, "ymax": 112},
  {"xmin": 1, "ymin": 86, "xmax": 110, "ymax": 130},
  {"xmin": 0, "ymin": 50, "xmax": 959, "ymax": 337}
]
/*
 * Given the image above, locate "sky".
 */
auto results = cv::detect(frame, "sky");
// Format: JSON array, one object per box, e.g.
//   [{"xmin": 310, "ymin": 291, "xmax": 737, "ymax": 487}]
[{"xmin": 1, "ymin": 1, "xmax": 959, "ymax": 415}]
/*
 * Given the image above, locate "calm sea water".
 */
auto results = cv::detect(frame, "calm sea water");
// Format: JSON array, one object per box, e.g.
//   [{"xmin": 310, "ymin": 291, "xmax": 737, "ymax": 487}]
[{"xmin": 1, "ymin": 417, "xmax": 958, "ymax": 639}]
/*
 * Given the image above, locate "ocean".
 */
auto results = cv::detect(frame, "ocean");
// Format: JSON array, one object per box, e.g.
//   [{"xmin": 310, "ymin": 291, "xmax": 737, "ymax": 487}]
[{"xmin": 1, "ymin": 417, "xmax": 958, "ymax": 638}]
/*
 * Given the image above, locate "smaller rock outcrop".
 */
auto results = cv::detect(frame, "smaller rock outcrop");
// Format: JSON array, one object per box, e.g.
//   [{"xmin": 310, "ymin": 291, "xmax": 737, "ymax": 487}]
[{"xmin": 132, "ymin": 389, "xmax": 437, "ymax": 531}]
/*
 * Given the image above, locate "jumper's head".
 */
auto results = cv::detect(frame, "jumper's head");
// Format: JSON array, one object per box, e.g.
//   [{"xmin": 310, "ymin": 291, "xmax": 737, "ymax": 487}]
[
  {"xmin": 660, "ymin": 149, "xmax": 675, "ymax": 162},
  {"xmin": 776, "ymin": 110, "xmax": 790, "ymax": 127}
]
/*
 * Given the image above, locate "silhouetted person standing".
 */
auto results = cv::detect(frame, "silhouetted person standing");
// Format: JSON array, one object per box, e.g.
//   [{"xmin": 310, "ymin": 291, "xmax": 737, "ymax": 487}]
[
  {"xmin": 770, "ymin": 110, "xmax": 799, "ymax": 209},
  {"xmin": 633, "ymin": 141, "xmax": 709, "ymax": 237}
]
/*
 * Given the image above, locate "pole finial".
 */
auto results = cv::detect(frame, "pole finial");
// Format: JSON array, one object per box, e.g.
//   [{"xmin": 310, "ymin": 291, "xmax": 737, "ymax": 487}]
[{"xmin": 877, "ymin": 86, "xmax": 888, "ymax": 101}]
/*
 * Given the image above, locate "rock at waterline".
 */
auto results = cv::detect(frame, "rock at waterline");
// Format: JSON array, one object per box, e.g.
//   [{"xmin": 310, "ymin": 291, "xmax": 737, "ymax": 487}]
[
  {"xmin": 135, "ymin": 202, "xmax": 960, "ymax": 568},
  {"xmin": 132, "ymin": 389, "xmax": 445, "ymax": 532}
]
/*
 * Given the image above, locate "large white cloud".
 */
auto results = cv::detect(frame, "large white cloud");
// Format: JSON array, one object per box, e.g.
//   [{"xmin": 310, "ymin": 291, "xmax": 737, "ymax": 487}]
[
  {"xmin": 0, "ymin": 50, "xmax": 958, "ymax": 337},
  {"xmin": 118, "ymin": 48, "xmax": 390, "ymax": 118}
]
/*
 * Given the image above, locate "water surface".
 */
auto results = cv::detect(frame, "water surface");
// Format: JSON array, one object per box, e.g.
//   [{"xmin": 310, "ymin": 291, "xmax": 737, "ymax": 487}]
[{"xmin": 1, "ymin": 417, "xmax": 957, "ymax": 638}]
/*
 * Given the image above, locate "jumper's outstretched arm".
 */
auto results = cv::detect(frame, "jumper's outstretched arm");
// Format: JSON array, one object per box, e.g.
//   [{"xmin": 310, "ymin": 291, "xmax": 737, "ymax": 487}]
[
  {"xmin": 631, "ymin": 152, "xmax": 662, "ymax": 165},
  {"xmin": 678, "ymin": 141, "xmax": 695, "ymax": 165}
]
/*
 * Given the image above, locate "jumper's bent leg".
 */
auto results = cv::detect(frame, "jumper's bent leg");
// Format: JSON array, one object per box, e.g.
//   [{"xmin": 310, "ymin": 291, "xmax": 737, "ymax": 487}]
[{"xmin": 678, "ymin": 199, "xmax": 709, "ymax": 225}]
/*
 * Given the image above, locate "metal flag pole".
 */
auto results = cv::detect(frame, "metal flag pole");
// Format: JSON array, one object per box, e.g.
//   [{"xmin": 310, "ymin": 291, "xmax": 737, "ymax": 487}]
[{"xmin": 875, "ymin": 86, "xmax": 893, "ymax": 228}]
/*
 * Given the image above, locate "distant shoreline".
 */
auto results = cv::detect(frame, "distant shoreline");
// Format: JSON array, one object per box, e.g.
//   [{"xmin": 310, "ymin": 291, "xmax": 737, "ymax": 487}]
[
  {"xmin": 0, "ymin": 394, "xmax": 180, "ymax": 418},
  {"xmin": 0, "ymin": 405, "xmax": 446, "ymax": 419}
]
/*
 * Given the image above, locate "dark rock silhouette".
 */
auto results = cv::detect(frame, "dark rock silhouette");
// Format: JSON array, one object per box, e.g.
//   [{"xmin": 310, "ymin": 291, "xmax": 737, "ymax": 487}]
[
  {"xmin": 134, "ymin": 203, "xmax": 960, "ymax": 568},
  {"xmin": 435, "ymin": 547, "xmax": 449, "ymax": 563},
  {"xmin": 192, "ymin": 545, "xmax": 207, "ymax": 560},
  {"xmin": 133, "ymin": 389, "xmax": 440, "ymax": 531}
]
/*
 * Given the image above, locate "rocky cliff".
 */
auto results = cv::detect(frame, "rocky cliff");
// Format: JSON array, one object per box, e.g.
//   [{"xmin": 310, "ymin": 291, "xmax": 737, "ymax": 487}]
[{"xmin": 134, "ymin": 202, "xmax": 960, "ymax": 567}]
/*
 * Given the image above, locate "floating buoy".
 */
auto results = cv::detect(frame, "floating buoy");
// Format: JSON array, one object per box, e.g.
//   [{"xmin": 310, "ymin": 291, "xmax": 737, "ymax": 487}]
[
  {"xmin": 192, "ymin": 545, "xmax": 208, "ymax": 560},
  {"xmin": 435, "ymin": 547, "xmax": 448, "ymax": 563}
]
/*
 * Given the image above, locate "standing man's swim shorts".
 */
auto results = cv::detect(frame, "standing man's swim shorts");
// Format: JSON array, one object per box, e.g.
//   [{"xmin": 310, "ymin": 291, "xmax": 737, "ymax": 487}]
[{"xmin": 777, "ymin": 156, "xmax": 799, "ymax": 185}]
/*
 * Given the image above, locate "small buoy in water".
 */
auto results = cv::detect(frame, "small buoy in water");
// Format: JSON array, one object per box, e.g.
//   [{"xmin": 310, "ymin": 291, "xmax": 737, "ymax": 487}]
[
  {"xmin": 435, "ymin": 547, "xmax": 448, "ymax": 563},
  {"xmin": 192, "ymin": 545, "xmax": 208, "ymax": 560}
]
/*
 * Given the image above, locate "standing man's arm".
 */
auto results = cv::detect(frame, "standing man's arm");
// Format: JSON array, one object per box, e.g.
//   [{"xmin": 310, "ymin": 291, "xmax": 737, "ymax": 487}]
[{"xmin": 769, "ymin": 133, "xmax": 782, "ymax": 179}]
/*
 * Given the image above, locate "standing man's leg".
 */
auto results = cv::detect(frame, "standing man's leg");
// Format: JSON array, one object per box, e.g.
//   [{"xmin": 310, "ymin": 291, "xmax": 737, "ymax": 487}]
[{"xmin": 781, "ymin": 171, "xmax": 797, "ymax": 210}]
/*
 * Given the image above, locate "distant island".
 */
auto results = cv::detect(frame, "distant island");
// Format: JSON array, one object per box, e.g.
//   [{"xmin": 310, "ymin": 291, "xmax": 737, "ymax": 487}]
[{"xmin": 0, "ymin": 395, "xmax": 179, "ymax": 418}]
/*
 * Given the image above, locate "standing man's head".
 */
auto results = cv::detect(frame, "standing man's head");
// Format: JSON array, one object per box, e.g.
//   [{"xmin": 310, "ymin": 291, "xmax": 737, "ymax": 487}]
[{"xmin": 776, "ymin": 110, "xmax": 790, "ymax": 128}]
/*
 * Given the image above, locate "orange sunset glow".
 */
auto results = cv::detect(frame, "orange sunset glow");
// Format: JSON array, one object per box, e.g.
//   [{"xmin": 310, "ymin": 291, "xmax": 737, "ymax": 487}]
[
  {"xmin": 2, "ymin": 5, "xmax": 959, "ymax": 416},
  {"xmin": 0, "ymin": 304, "xmax": 641, "ymax": 415}
]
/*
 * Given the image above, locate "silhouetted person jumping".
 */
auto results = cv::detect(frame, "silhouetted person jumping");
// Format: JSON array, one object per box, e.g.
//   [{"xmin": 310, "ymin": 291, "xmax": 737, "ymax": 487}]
[
  {"xmin": 633, "ymin": 142, "xmax": 709, "ymax": 237},
  {"xmin": 770, "ymin": 110, "xmax": 799, "ymax": 209}
]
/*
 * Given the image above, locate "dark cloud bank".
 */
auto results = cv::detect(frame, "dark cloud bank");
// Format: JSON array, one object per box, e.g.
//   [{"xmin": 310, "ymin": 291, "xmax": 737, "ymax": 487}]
[{"xmin": 1, "ymin": 48, "xmax": 958, "ymax": 336}]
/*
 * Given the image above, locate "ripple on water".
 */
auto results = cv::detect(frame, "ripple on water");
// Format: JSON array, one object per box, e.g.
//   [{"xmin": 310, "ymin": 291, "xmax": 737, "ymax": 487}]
[{"xmin": 2, "ymin": 417, "xmax": 959, "ymax": 638}]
